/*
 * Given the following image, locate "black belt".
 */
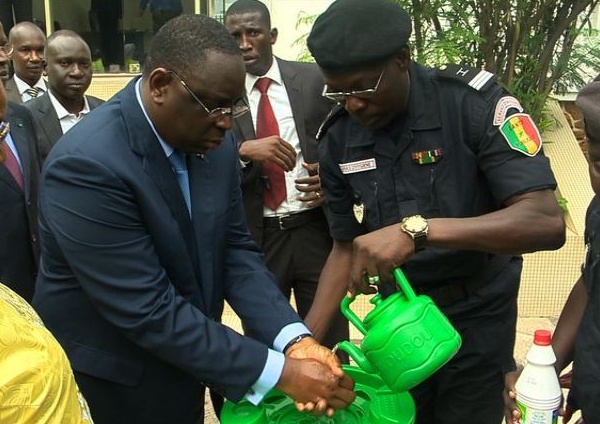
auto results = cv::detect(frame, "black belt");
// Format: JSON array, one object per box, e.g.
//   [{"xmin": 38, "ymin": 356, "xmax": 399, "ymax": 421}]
[
  {"xmin": 414, "ymin": 255, "xmax": 512, "ymax": 307},
  {"xmin": 264, "ymin": 208, "xmax": 324, "ymax": 231}
]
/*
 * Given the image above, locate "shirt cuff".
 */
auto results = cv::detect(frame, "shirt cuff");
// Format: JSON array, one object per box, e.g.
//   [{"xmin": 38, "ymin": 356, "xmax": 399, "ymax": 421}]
[
  {"xmin": 244, "ymin": 323, "xmax": 311, "ymax": 405},
  {"xmin": 245, "ymin": 349, "xmax": 285, "ymax": 405},
  {"xmin": 273, "ymin": 322, "xmax": 312, "ymax": 352}
]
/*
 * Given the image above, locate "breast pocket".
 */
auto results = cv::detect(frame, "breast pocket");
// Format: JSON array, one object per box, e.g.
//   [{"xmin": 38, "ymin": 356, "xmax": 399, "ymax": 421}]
[{"xmin": 346, "ymin": 172, "xmax": 381, "ymax": 230}]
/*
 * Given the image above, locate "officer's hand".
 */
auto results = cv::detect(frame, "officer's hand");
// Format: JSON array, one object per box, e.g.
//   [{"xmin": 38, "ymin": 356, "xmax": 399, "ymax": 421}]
[
  {"xmin": 276, "ymin": 356, "xmax": 355, "ymax": 416},
  {"xmin": 238, "ymin": 136, "xmax": 297, "ymax": 171},
  {"xmin": 349, "ymin": 223, "xmax": 414, "ymax": 294},
  {"xmin": 503, "ymin": 368, "xmax": 522, "ymax": 423},
  {"xmin": 295, "ymin": 162, "xmax": 326, "ymax": 207}
]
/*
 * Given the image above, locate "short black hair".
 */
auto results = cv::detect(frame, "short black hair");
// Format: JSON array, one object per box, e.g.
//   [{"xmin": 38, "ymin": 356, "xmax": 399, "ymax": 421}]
[
  {"xmin": 143, "ymin": 14, "xmax": 240, "ymax": 79},
  {"xmin": 224, "ymin": 0, "xmax": 271, "ymax": 28}
]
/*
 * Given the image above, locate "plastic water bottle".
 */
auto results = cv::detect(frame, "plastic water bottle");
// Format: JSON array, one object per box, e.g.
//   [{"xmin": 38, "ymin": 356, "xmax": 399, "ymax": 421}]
[{"xmin": 515, "ymin": 330, "xmax": 562, "ymax": 424}]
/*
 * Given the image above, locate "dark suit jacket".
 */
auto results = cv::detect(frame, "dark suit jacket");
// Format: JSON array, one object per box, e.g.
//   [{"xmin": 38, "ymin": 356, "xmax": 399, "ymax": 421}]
[
  {"xmin": 4, "ymin": 77, "xmax": 48, "ymax": 104},
  {"xmin": 233, "ymin": 58, "xmax": 334, "ymax": 245},
  {"xmin": 32, "ymin": 79, "xmax": 302, "ymax": 414},
  {"xmin": 24, "ymin": 93, "xmax": 105, "ymax": 162},
  {"xmin": 0, "ymin": 101, "xmax": 40, "ymax": 301}
]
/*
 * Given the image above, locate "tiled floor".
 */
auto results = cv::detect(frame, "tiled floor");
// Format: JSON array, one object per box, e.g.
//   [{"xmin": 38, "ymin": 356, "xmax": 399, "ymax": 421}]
[{"xmin": 203, "ymin": 308, "xmax": 573, "ymax": 423}]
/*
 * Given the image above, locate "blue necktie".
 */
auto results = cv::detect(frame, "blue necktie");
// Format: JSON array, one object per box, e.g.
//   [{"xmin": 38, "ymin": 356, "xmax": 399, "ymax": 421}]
[{"xmin": 169, "ymin": 151, "xmax": 191, "ymax": 215}]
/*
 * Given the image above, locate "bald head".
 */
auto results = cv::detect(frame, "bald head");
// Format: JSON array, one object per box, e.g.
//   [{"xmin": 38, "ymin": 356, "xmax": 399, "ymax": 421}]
[
  {"xmin": 9, "ymin": 21, "xmax": 45, "ymax": 86},
  {"xmin": 44, "ymin": 30, "xmax": 93, "ymax": 111}
]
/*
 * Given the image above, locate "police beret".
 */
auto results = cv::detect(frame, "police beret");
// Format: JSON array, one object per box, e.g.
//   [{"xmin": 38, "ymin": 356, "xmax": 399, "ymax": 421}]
[
  {"xmin": 307, "ymin": 0, "xmax": 411, "ymax": 74},
  {"xmin": 576, "ymin": 74, "xmax": 600, "ymax": 143}
]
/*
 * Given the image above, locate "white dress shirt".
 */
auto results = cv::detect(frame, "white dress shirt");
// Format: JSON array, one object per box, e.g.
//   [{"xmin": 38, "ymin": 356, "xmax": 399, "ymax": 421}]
[{"xmin": 245, "ymin": 59, "xmax": 312, "ymax": 217}]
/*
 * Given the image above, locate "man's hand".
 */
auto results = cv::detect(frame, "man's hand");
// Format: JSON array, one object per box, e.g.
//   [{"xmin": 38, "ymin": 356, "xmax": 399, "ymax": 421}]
[
  {"xmin": 349, "ymin": 223, "xmax": 415, "ymax": 295},
  {"xmin": 503, "ymin": 368, "xmax": 522, "ymax": 423},
  {"xmin": 238, "ymin": 136, "xmax": 297, "ymax": 171},
  {"xmin": 281, "ymin": 337, "xmax": 355, "ymax": 416},
  {"xmin": 295, "ymin": 162, "xmax": 326, "ymax": 207}
]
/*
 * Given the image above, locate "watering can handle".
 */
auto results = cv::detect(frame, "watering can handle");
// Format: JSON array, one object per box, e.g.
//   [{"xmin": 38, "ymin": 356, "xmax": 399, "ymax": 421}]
[
  {"xmin": 340, "ymin": 295, "xmax": 367, "ymax": 335},
  {"xmin": 393, "ymin": 267, "xmax": 417, "ymax": 301}
]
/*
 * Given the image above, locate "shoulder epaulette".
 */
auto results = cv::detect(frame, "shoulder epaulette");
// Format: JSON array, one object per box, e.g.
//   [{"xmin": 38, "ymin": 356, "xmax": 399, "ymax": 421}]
[
  {"xmin": 437, "ymin": 64, "xmax": 497, "ymax": 92},
  {"xmin": 316, "ymin": 104, "xmax": 348, "ymax": 141}
]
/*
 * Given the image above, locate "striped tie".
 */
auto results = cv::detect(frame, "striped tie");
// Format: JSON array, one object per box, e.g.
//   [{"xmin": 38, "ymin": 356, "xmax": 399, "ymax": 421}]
[{"xmin": 25, "ymin": 87, "xmax": 40, "ymax": 98}]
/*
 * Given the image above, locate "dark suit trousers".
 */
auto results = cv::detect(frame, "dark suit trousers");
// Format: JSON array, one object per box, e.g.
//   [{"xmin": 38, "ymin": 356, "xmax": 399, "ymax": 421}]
[
  {"xmin": 75, "ymin": 364, "xmax": 204, "ymax": 424},
  {"xmin": 0, "ymin": 0, "xmax": 32, "ymax": 33},
  {"xmin": 261, "ymin": 208, "xmax": 349, "ymax": 352}
]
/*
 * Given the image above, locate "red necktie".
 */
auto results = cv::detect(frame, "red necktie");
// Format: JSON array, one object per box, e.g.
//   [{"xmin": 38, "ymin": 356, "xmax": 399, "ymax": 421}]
[
  {"xmin": 255, "ymin": 77, "xmax": 286, "ymax": 210},
  {"xmin": 4, "ymin": 143, "xmax": 24, "ymax": 190}
]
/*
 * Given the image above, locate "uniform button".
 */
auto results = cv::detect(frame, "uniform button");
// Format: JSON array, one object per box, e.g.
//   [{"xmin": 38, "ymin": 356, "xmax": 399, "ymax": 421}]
[{"xmin": 31, "ymin": 235, "xmax": 37, "ymax": 242}]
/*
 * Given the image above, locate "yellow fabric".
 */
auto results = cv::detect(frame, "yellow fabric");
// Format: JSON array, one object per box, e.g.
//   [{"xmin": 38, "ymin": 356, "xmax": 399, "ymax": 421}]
[{"xmin": 0, "ymin": 284, "xmax": 94, "ymax": 423}]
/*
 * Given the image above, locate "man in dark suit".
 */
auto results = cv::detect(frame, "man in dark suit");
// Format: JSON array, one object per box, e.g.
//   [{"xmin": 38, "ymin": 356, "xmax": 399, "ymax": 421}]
[
  {"xmin": 32, "ymin": 15, "xmax": 354, "ymax": 424},
  {"xmin": 0, "ymin": 20, "xmax": 40, "ymax": 302},
  {"xmin": 25, "ymin": 30, "xmax": 104, "ymax": 162},
  {"xmin": 224, "ymin": 0, "xmax": 349, "ymax": 352},
  {"xmin": 5, "ymin": 21, "xmax": 46, "ymax": 104}
]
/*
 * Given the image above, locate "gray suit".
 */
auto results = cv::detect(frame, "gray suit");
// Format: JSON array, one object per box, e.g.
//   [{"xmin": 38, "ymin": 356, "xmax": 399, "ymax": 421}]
[
  {"xmin": 4, "ymin": 77, "xmax": 48, "ymax": 104},
  {"xmin": 24, "ymin": 93, "xmax": 104, "ymax": 162}
]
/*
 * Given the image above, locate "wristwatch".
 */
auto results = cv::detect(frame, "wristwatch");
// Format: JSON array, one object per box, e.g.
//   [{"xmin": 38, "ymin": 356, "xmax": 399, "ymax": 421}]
[{"xmin": 400, "ymin": 215, "xmax": 428, "ymax": 251}]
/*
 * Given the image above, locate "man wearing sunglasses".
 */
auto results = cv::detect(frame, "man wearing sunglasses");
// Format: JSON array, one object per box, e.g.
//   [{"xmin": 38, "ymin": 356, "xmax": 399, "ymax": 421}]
[
  {"xmin": 32, "ymin": 14, "xmax": 355, "ymax": 424},
  {"xmin": 304, "ymin": 0, "xmax": 565, "ymax": 423}
]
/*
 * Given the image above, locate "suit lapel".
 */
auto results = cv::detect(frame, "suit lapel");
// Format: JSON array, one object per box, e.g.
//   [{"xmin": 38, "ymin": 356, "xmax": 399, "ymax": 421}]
[
  {"xmin": 188, "ymin": 154, "xmax": 214, "ymax": 307},
  {"xmin": 5, "ymin": 107, "xmax": 32, "ymax": 198},
  {"xmin": 279, "ymin": 59, "xmax": 308, "ymax": 153},
  {"xmin": 235, "ymin": 98, "xmax": 256, "ymax": 140},
  {"xmin": 120, "ymin": 80, "xmax": 207, "ymax": 309},
  {"xmin": 37, "ymin": 96, "xmax": 63, "ymax": 145}
]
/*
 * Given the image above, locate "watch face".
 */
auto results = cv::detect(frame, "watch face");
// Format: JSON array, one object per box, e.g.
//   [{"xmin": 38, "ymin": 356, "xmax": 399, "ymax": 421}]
[{"xmin": 404, "ymin": 216, "xmax": 427, "ymax": 232}]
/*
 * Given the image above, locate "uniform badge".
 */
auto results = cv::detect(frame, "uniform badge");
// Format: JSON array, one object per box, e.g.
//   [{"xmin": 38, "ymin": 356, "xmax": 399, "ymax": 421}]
[
  {"xmin": 499, "ymin": 113, "xmax": 542, "ymax": 156},
  {"xmin": 352, "ymin": 193, "xmax": 364, "ymax": 224},
  {"xmin": 412, "ymin": 149, "xmax": 443, "ymax": 165},
  {"xmin": 353, "ymin": 202, "xmax": 365, "ymax": 224},
  {"xmin": 493, "ymin": 96, "xmax": 524, "ymax": 126}
]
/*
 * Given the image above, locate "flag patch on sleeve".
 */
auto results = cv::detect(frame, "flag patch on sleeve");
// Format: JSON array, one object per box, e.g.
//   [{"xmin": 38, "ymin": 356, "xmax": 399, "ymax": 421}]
[{"xmin": 499, "ymin": 113, "xmax": 542, "ymax": 156}]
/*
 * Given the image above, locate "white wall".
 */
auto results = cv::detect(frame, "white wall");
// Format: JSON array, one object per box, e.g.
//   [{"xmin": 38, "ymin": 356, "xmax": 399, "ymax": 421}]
[{"xmin": 262, "ymin": 0, "xmax": 334, "ymax": 61}]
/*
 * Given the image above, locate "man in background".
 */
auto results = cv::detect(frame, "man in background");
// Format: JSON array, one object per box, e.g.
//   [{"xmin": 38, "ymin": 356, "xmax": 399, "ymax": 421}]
[
  {"xmin": 224, "ymin": 0, "xmax": 349, "ymax": 354},
  {"xmin": 0, "ymin": 0, "xmax": 32, "ymax": 34},
  {"xmin": 139, "ymin": 0, "xmax": 183, "ymax": 33},
  {"xmin": 0, "ymin": 20, "xmax": 40, "ymax": 302},
  {"xmin": 25, "ymin": 30, "xmax": 104, "ymax": 163},
  {"xmin": 5, "ymin": 21, "xmax": 45, "ymax": 103}
]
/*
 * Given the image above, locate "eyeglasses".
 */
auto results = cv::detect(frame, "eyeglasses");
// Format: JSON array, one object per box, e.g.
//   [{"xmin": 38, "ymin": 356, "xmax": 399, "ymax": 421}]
[
  {"xmin": 322, "ymin": 69, "xmax": 386, "ymax": 102},
  {"xmin": 0, "ymin": 44, "xmax": 13, "ymax": 57},
  {"xmin": 168, "ymin": 70, "xmax": 249, "ymax": 119}
]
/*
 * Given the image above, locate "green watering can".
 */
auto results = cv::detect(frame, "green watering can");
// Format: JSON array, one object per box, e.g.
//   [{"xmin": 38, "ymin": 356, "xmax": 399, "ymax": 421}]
[
  {"xmin": 337, "ymin": 268, "xmax": 462, "ymax": 393},
  {"xmin": 220, "ymin": 365, "xmax": 416, "ymax": 423}
]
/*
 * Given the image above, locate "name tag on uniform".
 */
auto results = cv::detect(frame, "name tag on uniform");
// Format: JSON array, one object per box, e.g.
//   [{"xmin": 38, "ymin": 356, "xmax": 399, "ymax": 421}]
[{"xmin": 339, "ymin": 158, "xmax": 377, "ymax": 174}]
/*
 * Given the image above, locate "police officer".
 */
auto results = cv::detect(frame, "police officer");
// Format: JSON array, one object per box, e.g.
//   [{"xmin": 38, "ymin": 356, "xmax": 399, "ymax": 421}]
[{"xmin": 303, "ymin": 0, "xmax": 566, "ymax": 422}]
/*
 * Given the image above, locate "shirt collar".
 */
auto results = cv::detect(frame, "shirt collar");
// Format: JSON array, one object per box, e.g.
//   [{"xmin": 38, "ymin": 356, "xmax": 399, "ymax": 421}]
[
  {"xmin": 47, "ymin": 90, "xmax": 90, "ymax": 119},
  {"xmin": 134, "ymin": 78, "xmax": 173, "ymax": 158},
  {"xmin": 245, "ymin": 57, "xmax": 283, "ymax": 94},
  {"xmin": 14, "ymin": 75, "xmax": 46, "ymax": 95}
]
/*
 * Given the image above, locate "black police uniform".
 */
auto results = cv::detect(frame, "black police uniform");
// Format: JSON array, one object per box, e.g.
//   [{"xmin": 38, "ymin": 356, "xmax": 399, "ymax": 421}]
[
  {"xmin": 318, "ymin": 62, "xmax": 557, "ymax": 422},
  {"xmin": 571, "ymin": 196, "xmax": 600, "ymax": 422}
]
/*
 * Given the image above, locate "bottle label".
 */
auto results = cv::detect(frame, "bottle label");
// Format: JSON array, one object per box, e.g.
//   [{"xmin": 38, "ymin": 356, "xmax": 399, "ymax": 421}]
[{"xmin": 516, "ymin": 400, "xmax": 558, "ymax": 424}]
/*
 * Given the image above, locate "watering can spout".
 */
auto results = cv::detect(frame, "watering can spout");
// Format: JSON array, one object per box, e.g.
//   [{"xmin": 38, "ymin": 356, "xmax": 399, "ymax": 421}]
[{"xmin": 335, "ymin": 341, "xmax": 377, "ymax": 374}]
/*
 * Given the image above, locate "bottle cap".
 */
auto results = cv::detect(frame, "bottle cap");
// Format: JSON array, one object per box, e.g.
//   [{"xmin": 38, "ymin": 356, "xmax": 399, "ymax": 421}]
[{"xmin": 533, "ymin": 329, "xmax": 552, "ymax": 346}]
